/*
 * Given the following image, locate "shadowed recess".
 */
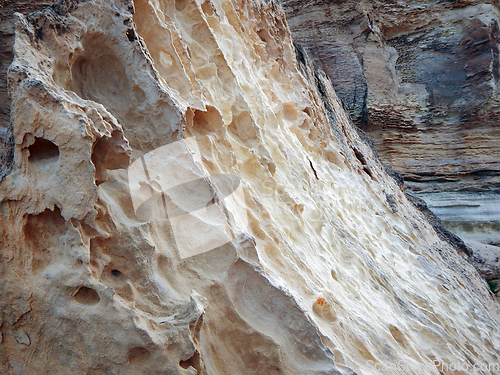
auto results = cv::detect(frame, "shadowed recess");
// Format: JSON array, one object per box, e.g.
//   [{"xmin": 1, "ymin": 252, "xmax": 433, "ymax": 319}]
[
  {"xmin": 28, "ymin": 137, "xmax": 59, "ymax": 162},
  {"xmin": 72, "ymin": 286, "xmax": 100, "ymax": 305}
]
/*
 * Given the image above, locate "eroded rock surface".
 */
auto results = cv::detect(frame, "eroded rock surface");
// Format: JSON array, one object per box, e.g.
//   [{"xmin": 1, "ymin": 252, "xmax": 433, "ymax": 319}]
[
  {"xmin": 1, "ymin": 1, "xmax": 500, "ymax": 374},
  {"xmin": 0, "ymin": 0, "xmax": 58, "ymax": 182},
  {"xmin": 281, "ymin": 0, "xmax": 500, "ymax": 248}
]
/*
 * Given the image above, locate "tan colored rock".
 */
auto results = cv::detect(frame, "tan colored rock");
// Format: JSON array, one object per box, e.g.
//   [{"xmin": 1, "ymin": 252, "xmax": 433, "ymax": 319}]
[{"xmin": 1, "ymin": 1, "xmax": 500, "ymax": 374}]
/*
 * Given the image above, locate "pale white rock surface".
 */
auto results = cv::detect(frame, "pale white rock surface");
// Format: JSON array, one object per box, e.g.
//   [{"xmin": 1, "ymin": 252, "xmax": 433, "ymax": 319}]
[
  {"xmin": 416, "ymin": 191, "xmax": 500, "ymax": 247},
  {"xmin": 0, "ymin": 0, "xmax": 500, "ymax": 374}
]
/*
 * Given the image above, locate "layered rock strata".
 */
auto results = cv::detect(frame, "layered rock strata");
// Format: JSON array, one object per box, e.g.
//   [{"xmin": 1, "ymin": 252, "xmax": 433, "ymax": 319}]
[
  {"xmin": 1, "ymin": 1, "xmax": 500, "ymax": 374},
  {"xmin": 281, "ymin": 0, "xmax": 500, "ymax": 247}
]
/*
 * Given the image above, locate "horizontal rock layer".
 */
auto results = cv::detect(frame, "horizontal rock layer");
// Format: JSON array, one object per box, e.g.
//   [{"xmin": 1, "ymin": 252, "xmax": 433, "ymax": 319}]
[{"xmin": 1, "ymin": 0, "xmax": 500, "ymax": 374}]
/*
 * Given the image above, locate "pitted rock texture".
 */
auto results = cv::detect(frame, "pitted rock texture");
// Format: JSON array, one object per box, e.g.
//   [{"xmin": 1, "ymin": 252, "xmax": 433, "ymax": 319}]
[
  {"xmin": 1, "ymin": 1, "xmax": 500, "ymax": 374},
  {"xmin": 281, "ymin": 0, "xmax": 500, "ymax": 250}
]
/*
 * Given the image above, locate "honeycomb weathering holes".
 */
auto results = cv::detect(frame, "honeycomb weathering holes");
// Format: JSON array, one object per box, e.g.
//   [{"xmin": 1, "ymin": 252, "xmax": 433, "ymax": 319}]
[
  {"xmin": 70, "ymin": 34, "xmax": 133, "ymax": 116},
  {"xmin": 91, "ymin": 131, "xmax": 130, "ymax": 185}
]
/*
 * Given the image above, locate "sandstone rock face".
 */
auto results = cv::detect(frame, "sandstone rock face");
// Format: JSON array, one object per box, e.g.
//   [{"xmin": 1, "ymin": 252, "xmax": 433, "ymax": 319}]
[
  {"xmin": 0, "ymin": 0, "xmax": 57, "ymax": 181},
  {"xmin": 1, "ymin": 1, "xmax": 500, "ymax": 374},
  {"xmin": 281, "ymin": 0, "xmax": 500, "ymax": 248}
]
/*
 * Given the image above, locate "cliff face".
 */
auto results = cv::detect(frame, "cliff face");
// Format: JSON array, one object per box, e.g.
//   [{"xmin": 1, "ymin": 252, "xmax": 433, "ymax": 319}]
[
  {"xmin": 281, "ymin": 0, "xmax": 500, "ymax": 247},
  {"xmin": 0, "ymin": 0, "xmax": 57, "ymax": 181},
  {"xmin": 1, "ymin": 1, "xmax": 500, "ymax": 374}
]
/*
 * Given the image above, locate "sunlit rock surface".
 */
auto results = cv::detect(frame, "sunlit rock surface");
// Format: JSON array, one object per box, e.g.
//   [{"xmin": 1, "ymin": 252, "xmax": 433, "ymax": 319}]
[
  {"xmin": 1, "ymin": 0, "xmax": 500, "ymax": 374},
  {"xmin": 281, "ymin": 0, "xmax": 500, "ymax": 249}
]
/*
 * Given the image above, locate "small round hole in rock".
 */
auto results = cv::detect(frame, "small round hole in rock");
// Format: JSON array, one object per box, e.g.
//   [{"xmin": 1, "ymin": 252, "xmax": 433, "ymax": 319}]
[
  {"xmin": 28, "ymin": 137, "xmax": 59, "ymax": 162},
  {"xmin": 111, "ymin": 269, "xmax": 122, "ymax": 277},
  {"xmin": 73, "ymin": 286, "xmax": 100, "ymax": 305}
]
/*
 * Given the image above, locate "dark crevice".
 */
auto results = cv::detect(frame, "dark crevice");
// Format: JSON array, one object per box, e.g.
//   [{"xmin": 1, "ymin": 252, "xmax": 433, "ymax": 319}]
[
  {"xmin": 179, "ymin": 350, "xmax": 201, "ymax": 371},
  {"xmin": 309, "ymin": 159, "xmax": 319, "ymax": 180},
  {"xmin": 405, "ymin": 191, "xmax": 473, "ymax": 257},
  {"xmin": 353, "ymin": 148, "xmax": 367, "ymax": 165},
  {"xmin": 28, "ymin": 137, "xmax": 59, "ymax": 162},
  {"xmin": 363, "ymin": 166, "xmax": 374, "ymax": 180},
  {"xmin": 126, "ymin": 28, "xmax": 137, "ymax": 41}
]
